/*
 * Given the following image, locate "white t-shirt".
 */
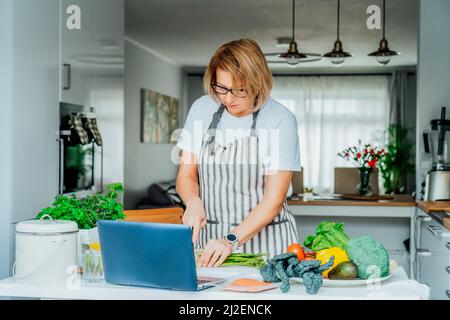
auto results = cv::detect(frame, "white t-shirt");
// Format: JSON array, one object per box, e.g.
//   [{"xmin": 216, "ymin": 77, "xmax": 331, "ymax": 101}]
[{"xmin": 177, "ymin": 95, "xmax": 301, "ymax": 172}]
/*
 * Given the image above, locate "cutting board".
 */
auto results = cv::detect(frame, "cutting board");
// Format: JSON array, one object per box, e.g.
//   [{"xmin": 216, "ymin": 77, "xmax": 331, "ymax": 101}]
[{"xmin": 340, "ymin": 194, "xmax": 394, "ymax": 201}]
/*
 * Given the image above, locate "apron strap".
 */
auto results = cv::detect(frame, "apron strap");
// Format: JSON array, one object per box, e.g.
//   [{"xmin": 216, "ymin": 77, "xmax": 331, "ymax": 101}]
[
  {"xmin": 208, "ymin": 104, "xmax": 226, "ymax": 130},
  {"xmin": 206, "ymin": 104, "xmax": 226, "ymax": 154},
  {"xmin": 250, "ymin": 109, "xmax": 260, "ymax": 136}
]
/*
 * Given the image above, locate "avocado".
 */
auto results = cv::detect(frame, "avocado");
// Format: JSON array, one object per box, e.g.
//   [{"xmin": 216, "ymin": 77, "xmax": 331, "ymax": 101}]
[{"xmin": 328, "ymin": 261, "xmax": 358, "ymax": 280}]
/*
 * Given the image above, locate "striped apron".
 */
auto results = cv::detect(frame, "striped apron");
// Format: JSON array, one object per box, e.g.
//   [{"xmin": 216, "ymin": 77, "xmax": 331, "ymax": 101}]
[{"xmin": 197, "ymin": 104, "xmax": 298, "ymax": 258}]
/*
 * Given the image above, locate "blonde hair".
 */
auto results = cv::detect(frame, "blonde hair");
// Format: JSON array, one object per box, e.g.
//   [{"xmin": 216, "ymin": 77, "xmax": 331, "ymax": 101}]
[{"xmin": 203, "ymin": 38, "xmax": 273, "ymax": 109}]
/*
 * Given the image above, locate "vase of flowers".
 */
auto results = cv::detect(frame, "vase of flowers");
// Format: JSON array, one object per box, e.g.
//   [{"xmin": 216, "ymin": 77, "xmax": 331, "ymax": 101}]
[
  {"xmin": 338, "ymin": 141, "xmax": 387, "ymax": 196},
  {"xmin": 357, "ymin": 167, "xmax": 373, "ymax": 196}
]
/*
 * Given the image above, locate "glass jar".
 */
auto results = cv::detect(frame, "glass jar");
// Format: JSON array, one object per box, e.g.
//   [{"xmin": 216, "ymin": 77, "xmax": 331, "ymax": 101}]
[{"xmin": 82, "ymin": 242, "xmax": 104, "ymax": 282}]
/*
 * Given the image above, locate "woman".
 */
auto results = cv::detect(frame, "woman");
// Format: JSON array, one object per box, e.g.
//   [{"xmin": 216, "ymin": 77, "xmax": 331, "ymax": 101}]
[{"xmin": 176, "ymin": 38, "xmax": 301, "ymax": 267}]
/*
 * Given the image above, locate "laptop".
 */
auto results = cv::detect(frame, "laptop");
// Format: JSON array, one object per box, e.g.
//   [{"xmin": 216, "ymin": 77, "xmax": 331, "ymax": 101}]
[{"xmin": 97, "ymin": 220, "xmax": 226, "ymax": 291}]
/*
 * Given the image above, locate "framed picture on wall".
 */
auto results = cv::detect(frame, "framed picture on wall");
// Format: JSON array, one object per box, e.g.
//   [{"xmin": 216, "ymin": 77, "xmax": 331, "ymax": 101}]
[{"xmin": 141, "ymin": 88, "xmax": 180, "ymax": 144}]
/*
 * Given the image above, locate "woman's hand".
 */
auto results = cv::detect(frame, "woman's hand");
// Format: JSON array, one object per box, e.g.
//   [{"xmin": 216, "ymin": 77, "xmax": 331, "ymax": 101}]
[
  {"xmin": 198, "ymin": 239, "xmax": 233, "ymax": 267},
  {"xmin": 182, "ymin": 197, "xmax": 207, "ymax": 244}
]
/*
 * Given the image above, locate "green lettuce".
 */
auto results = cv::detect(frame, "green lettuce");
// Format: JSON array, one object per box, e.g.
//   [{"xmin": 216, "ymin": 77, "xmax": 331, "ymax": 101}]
[{"xmin": 303, "ymin": 221, "xmax": 350, "ymax": 251}]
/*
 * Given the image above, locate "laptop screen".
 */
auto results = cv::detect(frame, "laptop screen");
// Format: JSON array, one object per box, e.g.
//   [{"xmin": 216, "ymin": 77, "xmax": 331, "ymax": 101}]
[{"xmin": 97, "ymin": 220, "xmax": 199, "ymax": 291}]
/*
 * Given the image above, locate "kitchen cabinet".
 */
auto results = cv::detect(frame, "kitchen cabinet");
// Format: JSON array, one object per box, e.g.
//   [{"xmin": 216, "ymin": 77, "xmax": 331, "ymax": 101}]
[
  {"xmin": 416, "ymin": 218, "xmax": 450, "ymax": 299},
  {"xmin": 289, "ymin": 199, "xmax": 416, "ymax": 279}
]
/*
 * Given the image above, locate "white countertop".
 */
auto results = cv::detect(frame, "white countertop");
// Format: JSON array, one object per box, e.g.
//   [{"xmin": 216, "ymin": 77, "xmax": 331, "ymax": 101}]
[{"xmin": 0, "ymin": 266, "xmax": 429, "ymax": 300}]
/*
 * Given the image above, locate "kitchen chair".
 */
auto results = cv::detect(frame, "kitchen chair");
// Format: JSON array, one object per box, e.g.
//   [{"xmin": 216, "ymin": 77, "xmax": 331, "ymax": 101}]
[
  {"xmin": 124, "ymin": 207, "xmax": 183, "ymax": 224},
  {"xmin": 334, "ymin": 167, "xmax": 379, "ymax": 194}
]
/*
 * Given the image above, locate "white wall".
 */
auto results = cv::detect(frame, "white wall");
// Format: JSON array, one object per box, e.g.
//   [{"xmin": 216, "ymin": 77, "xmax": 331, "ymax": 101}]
[
  {"xmin": 124, "ymin": 40, "xmax": 183, "ymax": 209},
  {"xmin": 11, "ymin": 0, "xmax": 60, "ymax": 224},
  {"xmin": 91, "ymin": 75, "xmax": 125, "ymax": 193},
  {"xmin": 0, "ymin": 0, "xmax": 14, "ymax": 283},
  {"xmin": 416, "ymin": 0, "xmax": 450, "ymax": 197},
  {"xmin": 0, "ymin": 0, "xmax": 60, "ymax": 284},
  {"xmin": 185, "ymin": 74, "xmax": 205, "ymax": 118}
]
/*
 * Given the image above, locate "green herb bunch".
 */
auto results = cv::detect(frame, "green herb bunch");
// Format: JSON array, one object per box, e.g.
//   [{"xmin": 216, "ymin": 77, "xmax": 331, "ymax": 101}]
[{"xmin": 36, "ymin": 183, "xmax": 125, "ymax": 229}]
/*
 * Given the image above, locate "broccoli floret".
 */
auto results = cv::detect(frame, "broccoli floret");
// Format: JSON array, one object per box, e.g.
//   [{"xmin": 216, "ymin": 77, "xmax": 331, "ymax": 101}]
[
  {"xmin": 259, "ymin": 253, "xmax": 334, "ymax": 295},
  {"xmin": 275, "ymin": 261, "xmax": 290, "ymax": 293},
  {"xmin": 259, "ymin": 253, "xmax": 295, "ymax": 292},
  {"xmin": 302, "ymin": 271, "xmax": 323, "ymax": 295},
  {"xmin": 296, "ymin": 259, "xmax": 321, "ymax": 277},
  {"xmin": 286, "ymin": 260, "xmax": 299, "ymax": 277},
  {"xmin": 260, "ymin": 261, "xmax": 279, "ymax": 283},
  {"xmin": 347, "ymin": 236, "xmax": 390, "ymax": 279},
  {"xmin": 272, "ymin": 252, "xmax": 297, "ymax": 262}
]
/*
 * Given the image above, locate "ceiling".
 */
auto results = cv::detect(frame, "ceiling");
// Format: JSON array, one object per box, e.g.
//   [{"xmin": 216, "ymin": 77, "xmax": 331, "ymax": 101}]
[{"xmin": 125, "ymin": 0, "xmax": 418, "ymax": 71}]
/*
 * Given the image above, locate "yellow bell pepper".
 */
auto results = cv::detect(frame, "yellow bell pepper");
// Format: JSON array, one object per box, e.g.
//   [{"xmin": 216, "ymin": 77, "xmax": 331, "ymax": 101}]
[{"xmin": 316, "ymin": 247, "xmax": 349, "ymax": 278}]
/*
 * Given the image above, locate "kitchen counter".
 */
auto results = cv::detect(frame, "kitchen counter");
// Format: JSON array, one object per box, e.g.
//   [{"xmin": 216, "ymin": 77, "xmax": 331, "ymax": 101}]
[
  {"xmin": 416, "ymin": 201, "xmax": 450, "ymax": 231},
  {"xmin": 287, "ymin": 195, "xmax": 416, "ymax": 207},
  {"xmin": 0, "ymin": 266, "xmax": 428, "ymax": 300},
  {"xmin": 416, "ymin": 201, "xmax": 450, "ymax": 213}
]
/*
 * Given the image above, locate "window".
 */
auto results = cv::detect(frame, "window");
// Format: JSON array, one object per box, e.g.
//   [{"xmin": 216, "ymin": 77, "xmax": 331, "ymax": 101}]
[{"xmin": 272, "ymin": 75, "xmax": 389, "ymax": 193}]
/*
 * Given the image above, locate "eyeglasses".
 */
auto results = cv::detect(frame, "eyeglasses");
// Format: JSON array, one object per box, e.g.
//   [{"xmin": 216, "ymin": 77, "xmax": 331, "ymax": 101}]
[{"xmin": 211, "ymin": 83, "xmax": 248, "ymax": 99}]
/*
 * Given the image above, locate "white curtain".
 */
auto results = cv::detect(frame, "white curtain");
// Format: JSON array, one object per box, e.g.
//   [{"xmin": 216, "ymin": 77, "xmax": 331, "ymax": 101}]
[
  {"xmin": 271, "ymin": 75, "xmax": 390, "ymax": 193},
  {"xmin": 389, "ymin": 71, "xmax": 408, "ymax": 127}
]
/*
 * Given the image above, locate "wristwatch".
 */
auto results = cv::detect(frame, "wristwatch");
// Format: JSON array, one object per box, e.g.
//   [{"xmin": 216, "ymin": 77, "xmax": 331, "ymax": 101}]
[{"xmin": 224, "ymin": 232, "xmax": 240, "ymax": 251}]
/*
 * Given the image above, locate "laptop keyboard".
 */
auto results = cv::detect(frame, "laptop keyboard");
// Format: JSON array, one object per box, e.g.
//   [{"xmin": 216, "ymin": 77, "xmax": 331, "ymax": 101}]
[
  {"xmin": 197, "ymin": 278, "xmax": 212, "ymax": 285},
  {"xmin": 197, "ymin": 276, "xmax": 224, "ymax": 285}
]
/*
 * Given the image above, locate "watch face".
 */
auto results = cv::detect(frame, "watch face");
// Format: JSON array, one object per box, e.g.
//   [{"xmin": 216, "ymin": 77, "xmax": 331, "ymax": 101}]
[{"xmin": 226, "ymin": 233, "xmax": 237, "ymax": 243}]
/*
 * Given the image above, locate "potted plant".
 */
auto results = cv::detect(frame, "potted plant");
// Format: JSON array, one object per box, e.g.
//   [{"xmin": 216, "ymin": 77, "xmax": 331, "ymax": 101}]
[
  {"xmin": 36, "ymin": 182, "xmax": 125, "ymax": 266},
  {"xmin": 338, "ymin": 141, "xmax": 387, "ymax": 196},
  {"xmin": 379, "ymin": 125, "xmax": 415, "ymax": 194},
  {"xmin": 36, "ymin": 182, "xmax": 125, "ymax": 229}
]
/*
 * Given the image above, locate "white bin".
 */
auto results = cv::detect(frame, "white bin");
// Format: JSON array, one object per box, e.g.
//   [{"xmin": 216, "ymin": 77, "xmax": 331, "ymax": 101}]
[{"xmin": 14, "ymin": 215, "xmax": 78, "ymax": 284}]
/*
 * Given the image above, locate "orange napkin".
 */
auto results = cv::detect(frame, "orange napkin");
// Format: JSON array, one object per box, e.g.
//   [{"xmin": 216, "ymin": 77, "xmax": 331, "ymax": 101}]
[{"xmin": 223, "ymin": 278, "xmax": 277, "ymax": 293}]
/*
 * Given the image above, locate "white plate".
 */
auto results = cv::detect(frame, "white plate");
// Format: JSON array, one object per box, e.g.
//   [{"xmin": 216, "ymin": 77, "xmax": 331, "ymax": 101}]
[{"xmin": 291, "ymin": 273, "xmax": 392, "ymax": 287}]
